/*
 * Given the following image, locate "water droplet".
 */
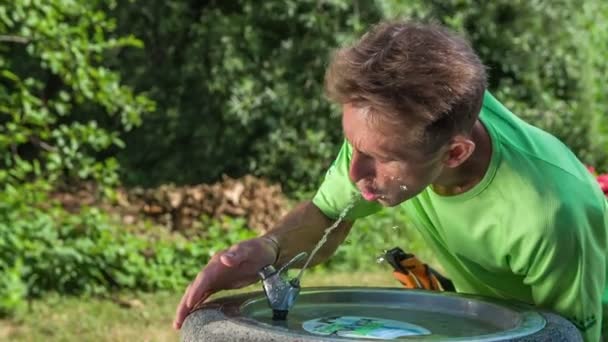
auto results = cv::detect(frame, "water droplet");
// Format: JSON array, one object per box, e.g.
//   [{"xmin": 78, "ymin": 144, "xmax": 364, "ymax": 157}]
[
  {"xmin": 376, "ymin": 256, "xmax": 385, "ymax": 264},
  {"xmin": 399, "ymin": 184, "xmax": 408, "ymax": 191},
  {"xmin": 391, "ymin": 226, "xmax": 399, "ymax": 230}
]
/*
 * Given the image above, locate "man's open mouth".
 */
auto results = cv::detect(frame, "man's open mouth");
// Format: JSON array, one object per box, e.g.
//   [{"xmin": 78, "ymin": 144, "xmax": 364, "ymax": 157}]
[{"xmin": 360, "ymin": 188, "xmax": 381, "ymax": 201}]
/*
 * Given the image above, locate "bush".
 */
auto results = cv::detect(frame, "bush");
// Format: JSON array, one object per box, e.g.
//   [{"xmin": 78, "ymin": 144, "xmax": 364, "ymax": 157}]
[
  {"xmin": 108, "ymin": 0, "xmax": 608, "ymax": 195},
  {"xmin": 0, "ymin": 0, "xmax": 153, "ymax": 189},
  {"xmin": 0, "ymin": 180, "xmax": 432, "ymax": 316},
  {"xmin": 0, "ymin": 183, "xmax": 255, "ymax": 316}
]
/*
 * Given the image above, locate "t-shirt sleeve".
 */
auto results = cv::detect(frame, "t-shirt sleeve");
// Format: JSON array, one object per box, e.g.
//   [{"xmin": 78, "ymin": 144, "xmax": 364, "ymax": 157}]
[
  {"xmin": 312, "ymin": 139, "xmax": 382, "ymax": 221},
  {"xmin": 511, "ymin": 201, "xmax": 607, "ymax": 342}
]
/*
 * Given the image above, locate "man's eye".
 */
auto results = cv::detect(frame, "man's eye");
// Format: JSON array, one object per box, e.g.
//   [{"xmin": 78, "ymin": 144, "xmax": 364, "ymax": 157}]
[
  {"xmin": 356, "ymin": 149, "xmax": 371, "ymax": 159},
  {"xmin": 377, "ymin": 157, "xmax": 394, "ymax": 164}
]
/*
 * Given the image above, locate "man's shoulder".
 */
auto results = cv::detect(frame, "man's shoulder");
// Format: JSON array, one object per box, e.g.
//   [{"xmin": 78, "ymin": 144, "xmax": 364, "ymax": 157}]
[{"xmin": 481, "ymin": 92, "xmax": 596, "ymax": 198}]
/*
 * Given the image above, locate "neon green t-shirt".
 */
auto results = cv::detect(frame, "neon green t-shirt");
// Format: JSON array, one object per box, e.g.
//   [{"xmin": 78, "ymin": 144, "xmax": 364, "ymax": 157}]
[{"xmin": 312, "ymin": 91, "xmax": 608, "ymax": 341}]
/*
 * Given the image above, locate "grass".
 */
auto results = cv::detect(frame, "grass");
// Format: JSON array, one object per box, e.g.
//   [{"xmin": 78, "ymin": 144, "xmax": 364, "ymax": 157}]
[{"xmin": 0, "ymin": 270, "xmax": 398, "ymax": 342}]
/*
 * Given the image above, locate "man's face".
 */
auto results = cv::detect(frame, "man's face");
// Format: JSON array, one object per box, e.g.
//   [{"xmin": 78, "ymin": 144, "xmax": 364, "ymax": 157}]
[{"xmin": 342, "ymin": 103, "xmax": 447, "ymax": 206}]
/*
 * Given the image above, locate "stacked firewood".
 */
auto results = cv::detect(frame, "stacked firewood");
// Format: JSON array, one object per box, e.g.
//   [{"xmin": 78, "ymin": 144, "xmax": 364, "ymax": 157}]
[{"xmin": 53, "ymin": 175, "xmax": 291, "ymax": 233}]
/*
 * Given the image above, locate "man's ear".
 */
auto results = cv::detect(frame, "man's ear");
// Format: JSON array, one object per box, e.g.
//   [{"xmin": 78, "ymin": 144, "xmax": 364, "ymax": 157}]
[{"xmin": 442, "ymin": 136, "xmax": 475, "ymax": 168}]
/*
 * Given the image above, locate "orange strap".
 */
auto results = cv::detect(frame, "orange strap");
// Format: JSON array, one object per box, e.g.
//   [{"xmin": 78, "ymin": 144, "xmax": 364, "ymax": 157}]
[{"xmin": 392, "ymin": 255, "xmax": 443, "ymax": 291}]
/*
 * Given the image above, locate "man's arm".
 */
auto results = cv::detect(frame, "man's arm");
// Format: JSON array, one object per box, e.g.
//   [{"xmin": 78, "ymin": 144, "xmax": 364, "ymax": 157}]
[{"xmin": 264, "ymin": 201, "xmax": 354, "ymax": 268}]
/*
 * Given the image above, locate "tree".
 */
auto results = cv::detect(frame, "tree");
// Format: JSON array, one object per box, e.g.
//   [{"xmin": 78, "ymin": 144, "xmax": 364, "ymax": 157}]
[{"xmin": 0, "ymin": 0, "xmax": 153, "ymax": 190}]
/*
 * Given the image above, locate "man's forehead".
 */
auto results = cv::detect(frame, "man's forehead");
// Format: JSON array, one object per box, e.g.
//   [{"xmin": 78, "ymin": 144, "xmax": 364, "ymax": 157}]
[
  {"xmin": 376, "ymin": 134, "xmax": 422, "ymax": 159},
  {"xmin": 343, "ymin": 102, "xmax": 420, "ymax": 132},
  {"xmin": 342, "ymin": 105, "xmax": 421, "ymax": 159}
]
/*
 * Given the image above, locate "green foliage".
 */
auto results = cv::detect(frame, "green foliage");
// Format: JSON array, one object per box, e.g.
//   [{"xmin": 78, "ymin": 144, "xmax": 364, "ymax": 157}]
[
  {"xmin": 0, "ymin": 183, "xmax": 255, "ymax": 316},
  {"xmin": 109, "ymin": 0, "xmax": 382, "ymax": 194},
  {"xmin": 0, "ymin": 0, "xmax": 153, "ymax": 188},
  {"xmin": 0, "ymin": 2, "xmax": 156, "ymax": 314},
  {"xmin": 0, "ymin": 260, "xmax": 26, "ymax": 316},
  {"xmin": 5, "ymin": 0, "xmax": 601, "ymax": 194},
  {"xmin": 0, "ymin": 181, "xmax": 426, "ymax": 316}
]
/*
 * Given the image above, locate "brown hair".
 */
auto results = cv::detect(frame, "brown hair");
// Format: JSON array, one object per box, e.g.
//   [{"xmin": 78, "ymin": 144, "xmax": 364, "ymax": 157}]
[{"xmin": 325, "ymin": 21, "xmax": 487, "ymax": 151}]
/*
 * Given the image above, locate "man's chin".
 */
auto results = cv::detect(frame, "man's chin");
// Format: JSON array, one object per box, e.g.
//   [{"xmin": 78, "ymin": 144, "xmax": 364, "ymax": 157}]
[
  {"xmin": 375, "ymin": 197, "xmax": 394, "ymax": 207},
  {"xmin": 377, "ymin": 196, "xmax": 407, "ymax": 207}
]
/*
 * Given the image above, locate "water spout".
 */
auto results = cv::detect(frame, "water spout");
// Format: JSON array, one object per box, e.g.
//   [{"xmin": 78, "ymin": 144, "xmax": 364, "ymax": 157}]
[
  {"xmin": 259, "ymin": 195, "xmax": 359, "ymax": 320},
  {"xmin": 258, "ymin": 252, "xmax": 307, "ymax": 320}
]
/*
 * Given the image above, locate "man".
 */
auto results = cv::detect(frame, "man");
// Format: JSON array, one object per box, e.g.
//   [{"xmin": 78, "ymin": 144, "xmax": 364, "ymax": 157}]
[{"xmin": 173, "ymin": 21, "xmax": 608, "ymax": 341}]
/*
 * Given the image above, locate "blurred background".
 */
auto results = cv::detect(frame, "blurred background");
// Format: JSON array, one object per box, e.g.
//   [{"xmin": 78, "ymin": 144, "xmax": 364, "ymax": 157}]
[{"xmin": 1, "ymin": 0, "xmax": 607, "ymax": 340}]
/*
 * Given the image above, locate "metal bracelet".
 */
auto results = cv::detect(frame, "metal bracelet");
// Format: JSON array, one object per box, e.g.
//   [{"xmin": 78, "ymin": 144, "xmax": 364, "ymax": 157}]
[{"xmin": 261, "ymin": 235, "xmax": 281, "ymax": 265}]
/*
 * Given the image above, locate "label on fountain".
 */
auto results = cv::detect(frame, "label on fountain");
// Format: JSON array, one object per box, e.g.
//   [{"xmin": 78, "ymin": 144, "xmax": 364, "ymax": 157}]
[{"xmin": 302, "ymin": 316, "xmax": 431, "ymax": 339}]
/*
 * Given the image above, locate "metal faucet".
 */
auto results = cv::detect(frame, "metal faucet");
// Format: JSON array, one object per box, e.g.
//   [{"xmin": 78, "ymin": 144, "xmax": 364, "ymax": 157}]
[{"xmin": 258, "ymin": 252, "xmax": 308, "ymax": 320}]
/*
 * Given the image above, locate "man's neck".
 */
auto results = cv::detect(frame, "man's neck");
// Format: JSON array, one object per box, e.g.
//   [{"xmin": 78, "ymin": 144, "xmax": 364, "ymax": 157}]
[{"xmin": 433, "ymin": 120, "xmax": 493, "ymax": 196}]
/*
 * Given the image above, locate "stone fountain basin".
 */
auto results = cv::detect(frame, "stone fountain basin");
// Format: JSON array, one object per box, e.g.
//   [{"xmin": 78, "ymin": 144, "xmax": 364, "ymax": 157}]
[{"xmin": 181, "ymin": 287, "xmax": 582, "ymax": 341}]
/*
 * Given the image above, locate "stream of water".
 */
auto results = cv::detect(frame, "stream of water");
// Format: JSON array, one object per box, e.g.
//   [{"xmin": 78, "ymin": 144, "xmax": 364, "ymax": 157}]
[{"xmin": 294, "ymin": 197, "xmax": 358, "ymax": 283}]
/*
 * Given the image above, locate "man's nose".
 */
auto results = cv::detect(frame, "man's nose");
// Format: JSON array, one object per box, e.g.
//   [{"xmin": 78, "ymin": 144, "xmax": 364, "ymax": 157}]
[{"xmin": 349, "ymin": 151, "xmax": 375, "ymax": 183}]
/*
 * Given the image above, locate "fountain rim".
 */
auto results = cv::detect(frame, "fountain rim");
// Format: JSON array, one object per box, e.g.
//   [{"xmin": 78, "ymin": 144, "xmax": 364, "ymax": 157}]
[{"xmin": 191, "ymin": 286, "xmax": 547, "ymax": 341}]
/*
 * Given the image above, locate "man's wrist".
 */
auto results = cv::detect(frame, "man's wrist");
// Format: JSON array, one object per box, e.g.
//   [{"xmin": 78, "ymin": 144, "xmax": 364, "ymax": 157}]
[{"xmin": 260, "ymin": 234, "xmax": 280, "ymax": 265}]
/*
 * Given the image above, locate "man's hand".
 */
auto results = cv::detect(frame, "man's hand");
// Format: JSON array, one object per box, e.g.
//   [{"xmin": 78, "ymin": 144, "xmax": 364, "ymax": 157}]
[
  {"xmin": 172, "ymin": 237, "xmax": 277, "ymax": 329},
  {"xmin": 173, "ymin": 201, "xmax": 351, "ymax": 330}
]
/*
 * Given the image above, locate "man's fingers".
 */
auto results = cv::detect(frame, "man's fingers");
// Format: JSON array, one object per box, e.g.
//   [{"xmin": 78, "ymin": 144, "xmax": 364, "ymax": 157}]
[
  {"xmin": 185, "ymin": 260, "xmax": 225, "ymax": 309},
  {"xmin": 174, "ymin": 284, "xmax": 212, "ymax": 329},
  {"xmin": 173, "ymin": 284, "xmax": 191, "ymax": 330},
  {"xmin": 185, "ymin": 271, "xmax": 209, "ymax": 309}
]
